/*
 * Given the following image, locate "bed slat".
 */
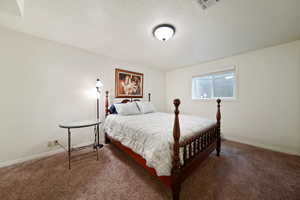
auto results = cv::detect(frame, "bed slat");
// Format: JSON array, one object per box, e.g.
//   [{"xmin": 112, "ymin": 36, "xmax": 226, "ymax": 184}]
[
  {"xmin": 189, "ymin": 142, "xmax": 192, "ymax": 160},
  {"xmin": 183, "ymin": 146, "xmax": 187, "ymax": 166}
]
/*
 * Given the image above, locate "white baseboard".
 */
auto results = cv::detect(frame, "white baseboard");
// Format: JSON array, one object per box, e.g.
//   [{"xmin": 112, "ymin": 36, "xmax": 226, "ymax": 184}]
[
  {"xmin": 2, "ymin": 137, "xmax": 298, "ymax": 168},
  {"xmin": 224, "ymin": 135, "xmax": 300, "ymax": 156},
  {"xmin": 0, "ymin": 141, "xmax": 95, "ymax": 168}
]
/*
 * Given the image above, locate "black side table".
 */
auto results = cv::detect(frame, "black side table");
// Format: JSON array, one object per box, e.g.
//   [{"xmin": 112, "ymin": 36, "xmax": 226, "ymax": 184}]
[{"xmin": 59, "ymin": 120, "xmax": 103, "ymax": 169}]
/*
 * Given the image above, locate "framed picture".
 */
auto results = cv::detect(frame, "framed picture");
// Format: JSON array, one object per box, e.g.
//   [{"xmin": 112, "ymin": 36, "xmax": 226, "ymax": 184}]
[{"xmin": 115, "ymin": 68, "xmax": 144, "ymax": 98}]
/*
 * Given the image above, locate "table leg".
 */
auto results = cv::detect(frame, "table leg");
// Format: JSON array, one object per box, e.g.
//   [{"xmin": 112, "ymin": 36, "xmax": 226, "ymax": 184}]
[
  {"xmin": 94, "ymin": 126, "xmax": 97, "ymax": 149},
  {"xmin": 68, "ymin": 128, "xmax": 71, "ymax": 169},
  {"xmin": 97, "ymin": 124, "xmax": 100, "ymax": 147},
  {"xmin": 97, "ymin": 125, "xmax": 99, "ymax": 160},
  {"xmin": 96, "ymin": 145, "xmax": 99, "ymax": 160}
]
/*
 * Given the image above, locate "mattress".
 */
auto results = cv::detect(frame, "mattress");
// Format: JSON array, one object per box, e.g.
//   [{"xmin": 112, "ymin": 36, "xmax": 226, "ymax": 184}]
[{"xmin": 103, "ymin": 112, "xmax": 215, "ymax": 176}]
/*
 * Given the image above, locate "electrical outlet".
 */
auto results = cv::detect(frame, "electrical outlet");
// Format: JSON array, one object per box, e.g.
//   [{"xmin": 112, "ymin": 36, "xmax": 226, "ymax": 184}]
[
  {"xmin": 48, "ymin": 141, "xmax": 54, "ymax": 147},
  {"xmin": 48, "ymin": 140, "xmax": 59, "ymax": 148},
  {"xmin": 54, "ymin": 140, "xmax": 59, "ymax": 146}
]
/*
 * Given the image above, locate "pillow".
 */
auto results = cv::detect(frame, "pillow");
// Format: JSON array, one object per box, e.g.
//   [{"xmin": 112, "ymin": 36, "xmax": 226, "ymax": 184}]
[
  {"xmin": 136, "ymin": 101, "xmax": 156, "ymax": 114},
  {"xmin": 114, "ymin": 102, "xmax": 141, "ymax": 115},
  {"xmin": 109, "ymin": 104, "xmax": 118, "ymax": 114}
]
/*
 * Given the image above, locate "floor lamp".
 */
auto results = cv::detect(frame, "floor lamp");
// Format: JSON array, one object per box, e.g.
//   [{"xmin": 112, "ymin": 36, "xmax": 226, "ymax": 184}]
[
  {"xmin": 95, "ymin": 78, "xmax": 104, "ymax": 149},
  {"xmin": 96, "ymin": 78, "xmax": 103, "ymax": 120}
]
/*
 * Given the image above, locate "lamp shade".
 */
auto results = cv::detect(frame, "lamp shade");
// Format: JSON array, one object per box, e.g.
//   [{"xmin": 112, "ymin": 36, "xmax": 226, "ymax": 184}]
[{"xmin": 96, "ymin": 78, "xmax": 103, "ymax": 88}]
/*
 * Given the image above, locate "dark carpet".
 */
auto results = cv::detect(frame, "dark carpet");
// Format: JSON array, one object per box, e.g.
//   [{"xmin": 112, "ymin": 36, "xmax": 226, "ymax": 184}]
[{"xmin": 0, "ymin": 141, "xmax": 300, "ymax": 200}]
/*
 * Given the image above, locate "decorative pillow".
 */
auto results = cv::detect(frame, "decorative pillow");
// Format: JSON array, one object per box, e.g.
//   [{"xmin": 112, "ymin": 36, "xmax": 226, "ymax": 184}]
[
  {"xmin": 114, "ymin": 102, "xmax": 141, "ymax": 115},
  {"xmin": 109, "ymin": 104, "xmax": 118, "ymax": 114},
  {"xmin": 136, "ymin": 102, "xmax": 156, "ymax": 114}
]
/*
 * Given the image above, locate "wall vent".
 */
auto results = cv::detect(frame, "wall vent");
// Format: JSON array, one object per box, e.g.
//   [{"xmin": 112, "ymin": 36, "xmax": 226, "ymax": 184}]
[{"xmin": 197, "ymin": 0, "xmax": 220, "ymax": 10}]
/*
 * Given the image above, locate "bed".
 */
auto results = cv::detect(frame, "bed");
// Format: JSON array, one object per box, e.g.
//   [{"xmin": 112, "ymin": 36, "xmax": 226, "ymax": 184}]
[{"xmin": 103, "ymin": 92, "xmax": 221, "ymax": 200}]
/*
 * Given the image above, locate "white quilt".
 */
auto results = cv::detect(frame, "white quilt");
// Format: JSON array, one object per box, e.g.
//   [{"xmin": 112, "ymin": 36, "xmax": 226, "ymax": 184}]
[{"xmin": 103, "ymin": 112, "xmax": 215, "ymax": 176}]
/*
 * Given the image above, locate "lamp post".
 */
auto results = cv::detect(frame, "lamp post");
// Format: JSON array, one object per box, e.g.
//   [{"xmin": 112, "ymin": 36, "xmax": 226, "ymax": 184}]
[
  {"xmin": 95, "ymin": 78, "xmax": 103, "ymax": 149},
  {"xmin": 96, "ymin": 78, "xmax": 103, "ymax": 120}
]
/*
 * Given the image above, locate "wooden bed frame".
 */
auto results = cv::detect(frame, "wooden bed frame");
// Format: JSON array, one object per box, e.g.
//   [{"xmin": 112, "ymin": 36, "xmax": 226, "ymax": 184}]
[{"xmin": 104, "ymin": 91, "xmax": 221, "ymax": 200}]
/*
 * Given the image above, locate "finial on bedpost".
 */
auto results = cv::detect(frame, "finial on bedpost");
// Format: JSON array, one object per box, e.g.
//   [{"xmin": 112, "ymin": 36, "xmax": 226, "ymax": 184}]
[
  {"xmin": 216, "ymin": 99, "xmax": 221, "ymax": 156},
  {"xmin": 105, "ymin": 91, "xmax": 109, "ymax": 117},
  {"xmin": 148, "ymin": 93, "xmax": 151, "ymax": 102},
  {"xmin": 174, "ymin": 99, "xmax": 180, "ymax": 110},
  {"xmin": 216, "ymin": 99, "xmax": 221, "ymax": 124},
  {"xmin": 172, "ymin": 98, "xmax": 181, "ymax": 200}
]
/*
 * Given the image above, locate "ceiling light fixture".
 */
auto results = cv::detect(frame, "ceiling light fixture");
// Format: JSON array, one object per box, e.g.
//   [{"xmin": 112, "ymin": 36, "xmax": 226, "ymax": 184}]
[{"xmin": 153, "ymin": 24, "xmax": 175, "ymax": 41}]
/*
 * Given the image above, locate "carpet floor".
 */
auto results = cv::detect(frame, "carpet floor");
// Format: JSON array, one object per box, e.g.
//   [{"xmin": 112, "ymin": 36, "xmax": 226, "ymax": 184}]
[{"xmin": 0, "ymin": 141, "xmax": 300, "ymax": 200}]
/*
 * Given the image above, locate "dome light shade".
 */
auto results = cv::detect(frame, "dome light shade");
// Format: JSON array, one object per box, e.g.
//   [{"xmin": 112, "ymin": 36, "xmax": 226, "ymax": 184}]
[
  {"xmin": 96, "ymin": 78, "xmax": 103, "ymax": 89},
  {"xmin": 153, "ymin": 24, "xmax": 175, "ymax": 41}
]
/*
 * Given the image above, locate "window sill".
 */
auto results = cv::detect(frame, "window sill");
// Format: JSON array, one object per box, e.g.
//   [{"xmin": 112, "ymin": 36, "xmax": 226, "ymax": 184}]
[{"xmin": 192, "ymin": 97, "xmax": 237, "ymax": 102}]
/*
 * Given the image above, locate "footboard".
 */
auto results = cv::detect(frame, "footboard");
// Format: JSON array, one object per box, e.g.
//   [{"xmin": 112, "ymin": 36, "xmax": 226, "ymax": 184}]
[
  {"xmin": 171, "ymin": 99, "xmax": 221, "ymax": 200},
  {"xmin": 179, "ymin": 124, "xmax": 218, "ymax": 165},
  {"xmin": 179, "ymin": 124, "xmax": 219, "ymax": 178}
]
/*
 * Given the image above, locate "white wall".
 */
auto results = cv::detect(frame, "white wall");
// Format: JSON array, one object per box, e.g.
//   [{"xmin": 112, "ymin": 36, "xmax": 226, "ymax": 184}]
[
  {"xmin": 0, "ymin": 26, "xmax": 166, "ymax": 165},
  {"xmin": 1, "ymin": 25, "xmax": 299, "ymax": 167},
  {"xmin": 166, "ymin": 40, "xmax": 300, "ymax": 155}
]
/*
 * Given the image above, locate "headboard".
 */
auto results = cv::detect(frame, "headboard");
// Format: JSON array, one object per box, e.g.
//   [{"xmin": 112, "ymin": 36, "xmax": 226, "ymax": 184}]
[{"xmin": 105, "ymin": 91, "xmax": 151, "ymax": 116}]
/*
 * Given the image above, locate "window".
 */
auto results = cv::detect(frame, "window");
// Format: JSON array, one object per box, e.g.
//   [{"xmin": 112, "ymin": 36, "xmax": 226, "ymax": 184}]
[{"xmin": 192, "ymin": 69, "xmax": 236, "ymax": 100}]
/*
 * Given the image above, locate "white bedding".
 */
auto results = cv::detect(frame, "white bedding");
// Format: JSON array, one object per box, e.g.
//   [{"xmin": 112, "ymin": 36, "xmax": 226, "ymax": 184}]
[{"xmin": 103, "ymin": 112, "xmax": 215, "ymax": 176}]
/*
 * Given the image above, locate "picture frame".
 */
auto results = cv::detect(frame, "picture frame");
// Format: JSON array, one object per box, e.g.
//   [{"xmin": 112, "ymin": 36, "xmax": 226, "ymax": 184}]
[{"xmin": 115, "ymin": 68, "xmax": 144, "ymax": 98}]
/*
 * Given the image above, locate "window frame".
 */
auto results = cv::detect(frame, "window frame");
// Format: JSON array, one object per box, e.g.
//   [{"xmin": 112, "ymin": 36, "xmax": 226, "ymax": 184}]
[{"xmin": 191, "ymin": 66, "xmax": 238, "ymax": 101}]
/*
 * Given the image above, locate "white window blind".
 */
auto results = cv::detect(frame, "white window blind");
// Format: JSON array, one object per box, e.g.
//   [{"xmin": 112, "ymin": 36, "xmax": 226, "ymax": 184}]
[{"xmin": 192, "ymin": 69, "xmax": 236, "ymax": 99}]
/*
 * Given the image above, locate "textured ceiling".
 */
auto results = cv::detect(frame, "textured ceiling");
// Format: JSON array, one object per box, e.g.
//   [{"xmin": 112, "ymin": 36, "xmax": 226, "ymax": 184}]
[{"xmin": 0, "ymin": 0, "xmax": 300, "ymax": 70}]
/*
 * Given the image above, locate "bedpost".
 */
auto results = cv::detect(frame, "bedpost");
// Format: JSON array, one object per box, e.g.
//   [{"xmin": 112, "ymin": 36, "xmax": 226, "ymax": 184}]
[
  {"xmin": 216, "ymin": 99, "xmax": 221, "ymax": 156},
  {"xmin": 172, "ymin": 99, "xmax": 181, "ymax": 200},
  {"xmin": 148, "ymin": 93, "xmax": 151, "ymax": 102},
  {"xmin": 105, "ymin": 91, "xmax": 109, "ymax": 117},
  {"xmin": 104, "ymin": 91, "xmax": 110, "ymax": 144},
  {"xmin": 172, "ymin": 99, "xmax": 181, "ymax": 172}
]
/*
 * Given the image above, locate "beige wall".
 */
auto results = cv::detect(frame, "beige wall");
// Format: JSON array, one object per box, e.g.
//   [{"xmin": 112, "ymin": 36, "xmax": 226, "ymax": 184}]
[
  {"xmin": 1, "ymin": 25, "xmax": 299, "ymax": 167},
  {"xmin": 0, "ymin": 27, "xmax": 166, "ymax": 165},
  {"xmin": 166, "ymin": 40, "xmax": 300, "ymax": 155}
]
